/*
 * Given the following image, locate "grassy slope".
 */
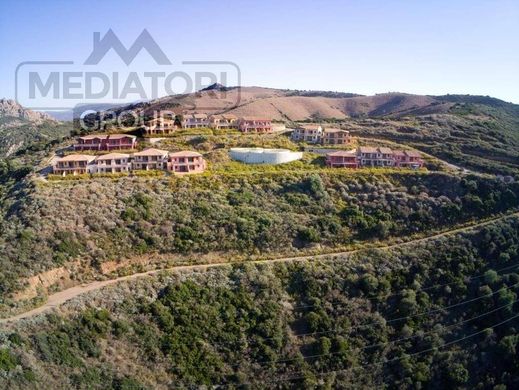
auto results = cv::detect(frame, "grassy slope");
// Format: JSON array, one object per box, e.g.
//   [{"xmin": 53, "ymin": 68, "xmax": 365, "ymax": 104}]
[{"xmin": 1, "ymin": 216, "xmax": 518, "ymax": 389}]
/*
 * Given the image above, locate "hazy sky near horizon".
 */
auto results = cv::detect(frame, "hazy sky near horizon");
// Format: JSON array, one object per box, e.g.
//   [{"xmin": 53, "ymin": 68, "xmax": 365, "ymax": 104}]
[{"xmin": 1, "ymin": 0, "xmax": 519, "ymax": 108}]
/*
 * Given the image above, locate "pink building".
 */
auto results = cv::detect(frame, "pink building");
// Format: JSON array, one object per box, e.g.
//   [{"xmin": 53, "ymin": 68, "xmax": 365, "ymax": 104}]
[
  {"xmin": 398, "ymin": 150, "xmax": 424, "ymax": 169},
  {"xmin": 238, "ymin": 117, "xmax": 272, "ymax": 133},
  {"xmin": 358, "ymin": 146, "xmax": 394, "ymax": 167},
  {"xmin": 322, "ymin": 128, "xmax": 351, "ymax": 145},
  {"xmin": 326, "ymin": 150, "xmax": 358, "ymax": 168},
  {"xmin": 144, "ymin": 116, "xmax": 177, "ymax": 135},
  {"xmin": 53, "ymin": 154, "xmax": 96, "ymax": 176},
  {"xmin": 183, "ymin": 114, "xmax": 209, "ymax": 129},
  {"xmin": 209, "ymin": 114, "xmax": 238, "ymax": 130},
  {"xmin": 168, "ymin": 151, "xmax": 206, "ymax": 174},
  {"xmin": 131, "ymin": 148, "xmax": 169, "ymax": 171},
  {"xmin": 93, "ymin": 153, "xmax": 131, "ymax": 173},
  {"xmin": 326, "ymin": 147, "xmax": 424, "ymax": 169},
  {"xmin": 74, "ymin": 134, "xmax": 137, "ymax": 151},
  {"xmin": 292, "ymin": 125, "xmax": 323, "ymax": 143}
]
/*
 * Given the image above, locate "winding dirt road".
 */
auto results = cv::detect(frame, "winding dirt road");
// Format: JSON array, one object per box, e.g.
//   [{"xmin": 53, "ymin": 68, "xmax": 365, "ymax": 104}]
[{"xmin": 1, "ymin": 211, "xmax": 518, "ymax": 325}]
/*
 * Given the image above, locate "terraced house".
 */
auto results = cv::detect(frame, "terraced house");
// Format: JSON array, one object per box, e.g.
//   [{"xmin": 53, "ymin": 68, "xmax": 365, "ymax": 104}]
[
  {"xmin": 322, "ymin": 128, "xmax": 351, "ymax": 145},
  {"xmin": 292, "ymin": 125, "xmax": 323, "ymax": 143},
  {"xmin": 396, "ymin": 150, "xmax": 424, "ymax": 169},
  {"xmin": 292, "ymin": 126, "xmax": 351, "ymax": 145},
  {"xmin": 168, "ymin": 151, "xmax": 206, "ymax": 173},
  {"xmin": 74, "ymin": 134, "xmax": 137, "ymax": 151},
  {"xmin": 325, "ymin": 150, "xmax": 358, "ymax": 168},
  {"xmin": 238, "ymin": 117, "xmax": 272, "ymax": 133},
  {"xmin": 358, "ymin": 146, "xmax": 394, "ymax": 167},
  {"xmin": 144, "ymin": 116, "xmax": 177, "ymax": 135},
  {"xmin": 53, "ymin": 154, "xmax": 96, "ymax": 176},
  {"xmin": 183, "ymin": 113, "xmax": 209, "ymax": 129},
  {"xmin": 326, "ymin": 147, "xmax": 424, "ymax": 169},
  {"xmin": 209, "ymin": 114, "xmax": 238, "ymax": 130},
  {"xmin": 93, "ymin": 153, "xmax": 131, "ymax": 174},
  {"xmin": 131, "ymin": 148, "xmax": 169, "ymax": 170}
]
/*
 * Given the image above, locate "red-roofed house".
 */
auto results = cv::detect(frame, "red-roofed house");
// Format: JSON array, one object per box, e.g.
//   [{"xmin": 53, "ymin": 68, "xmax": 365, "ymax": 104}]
[
  {"xmin": 168, "ymin": 151, "xmax": 206, "ymax": 173},
  {"xmin": 93, "ymin": 153, "xmax": 131, "ymax": 174},
  {"xmin": 326, "ymin": 147, "xmax": 424, "ymax": 170},
  {"xmin": 131, "ymin": 148, "xmax": 169, "ymax": 170},
  {"xmin": 238, "ymin": 117, "xmax": 272, "ymax": 133},
  {"xmin": 358, "ymin": 146, "xmax": 395, "ymax": 167},
  {"xmin": 53, "ymin": 154, "xmax": 96, "ymax": 176},
  {"xmin": 183, "ymin": 113, "xmax": 209, "ymax": 129},
  {"xmin": 209, "ymin": 114, "xmax": 238, "ymax": 130},
  {"xmin": 326, "ymin": 150, "xmax": 358, "ymax": 168},
  {"xmin": 322, "ymin": 129, "xmax": 351, "ymax": 145},
  {"xmin": 400, "ymin": 150, "xmax": 424, "ymax": 169},
  {"xmin": 292, "ymin": 125, "xmax": 323, "ymax": 143},
  {"xmin": 74, "ymin": 134, "xmax": 137, "ymax": 151},
  {"xmin": 144, "ymin": 116, "xmax": 177, "ymax": 135}
]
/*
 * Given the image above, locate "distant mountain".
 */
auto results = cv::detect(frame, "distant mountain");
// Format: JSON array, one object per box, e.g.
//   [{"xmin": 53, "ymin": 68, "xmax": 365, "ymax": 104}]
[
  {"xmin": 43, "ymin": 110, "xmax": 73, "ymax": 121},
  {"xmin": 44, "ymin": 102, "xmax": 133, "ymax": 122},
  {"xmin": 0, "ymin": 98, "xmax": 55, "ymax": 123},
  {"xmin": 0, "ymin": 99, "xmax": 70, "ymax": 157}
]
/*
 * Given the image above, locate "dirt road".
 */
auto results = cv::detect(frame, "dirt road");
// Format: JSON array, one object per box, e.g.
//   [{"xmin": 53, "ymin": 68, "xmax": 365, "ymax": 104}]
[{"xmin": 1, "ymin": 211, "xmax": 518, "ymax": 325}]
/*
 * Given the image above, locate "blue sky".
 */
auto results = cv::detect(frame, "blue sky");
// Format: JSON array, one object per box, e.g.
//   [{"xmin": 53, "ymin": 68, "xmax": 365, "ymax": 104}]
[{"xmin": 1, "ymin": 0, "xmax": 519, "ymax": 107}]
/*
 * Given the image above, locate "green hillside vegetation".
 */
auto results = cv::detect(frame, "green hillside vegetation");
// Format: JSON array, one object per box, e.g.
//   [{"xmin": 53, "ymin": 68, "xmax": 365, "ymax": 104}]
[
  {"xmin": 0, "ymin": 118, "xmax": 71, "ymax": 158},
  {"xmin": 347, "ymin": 102, "xmax": 519, "ymax": 175},
  {"xmin": 1, "ymin": 216, "xmax": 519, "ymax": 389},
  {"xmin": 1, "ymin": 170, "xmax": 518, "ymax": 304}
]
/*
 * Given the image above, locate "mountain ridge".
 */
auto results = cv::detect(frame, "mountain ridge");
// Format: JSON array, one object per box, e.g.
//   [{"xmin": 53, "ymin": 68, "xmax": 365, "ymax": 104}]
[{"xmin": 86, "ymin": 86, "xmax": 519, "ymax": 121}]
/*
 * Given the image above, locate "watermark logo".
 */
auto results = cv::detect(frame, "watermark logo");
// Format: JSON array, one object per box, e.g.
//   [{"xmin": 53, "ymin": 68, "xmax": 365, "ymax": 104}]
[
  {"xmin": 84, "ymin": 29, "xmax": 171, "ymax": 65},
  {"xmin": 15, "ymin": 29, "xmax": 241, "ymax": 129}
]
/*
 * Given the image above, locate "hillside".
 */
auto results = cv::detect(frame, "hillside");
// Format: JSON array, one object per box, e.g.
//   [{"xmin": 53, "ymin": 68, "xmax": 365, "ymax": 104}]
[
  {"xmin": 101, "ymin": 86, "xmax": 455, "ymax": 121},
  {"xmin": 1, "ymin": 215, "xmax": 519, "ymax": 389},
  {"xmin": 98, "ymin": 86, "xmax": 519, "ymax": 123},
  {"xmin": 0, "ymin": 89, "xmax": 518, "ymax": 389},
  {"xmin": 0, "ymin": 99, "xmax": 71, "ymax": 158}
]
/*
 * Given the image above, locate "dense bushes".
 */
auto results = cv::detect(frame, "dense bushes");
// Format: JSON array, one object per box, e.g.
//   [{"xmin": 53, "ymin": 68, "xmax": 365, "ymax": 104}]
[
  {"xmin": 348, "ymin": 103, "xmax": 519, "ymax": 176},
  {"xmin": 2, "ymin": 217, "xmax": 519, "ymax": 388},
  {"xmin": 1, "ymin": 171, "xmax": 518, "ymax": 298}
]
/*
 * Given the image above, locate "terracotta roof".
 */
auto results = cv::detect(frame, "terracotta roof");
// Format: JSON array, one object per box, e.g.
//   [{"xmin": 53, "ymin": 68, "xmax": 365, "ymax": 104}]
[
  {"xmin": 297, "ymin": 125, "xmax": 322, "ymax": 131},
  {"xmin": 78, "ymin": 134, "xmax": 107, "ymax": 140},
  {"xmin": 327, "ymin": 150, "xmax": 357, "ymax": 157},
  {"xmin": 133, "ymin": 148, "xmax": 169, "ymax": 157},
  {"xmin": 393, "ymin": 150, "xmax": 406, "ymax": 156},
  {"xmin": 378, "ymin": 147, "xmax": 393, "ymax": 154},
  {"xmin": 169, "ymin": 150, "xmax": 203, "ymax": 158},
  {"xmin": 95, "ymin": 153, "xmax": 130, "ymax": 161},
  {"xmin": 359, "ymin": 146, "xmax": 378, "ymax": 153},
  {"xmin": 405, "ymin": 150, "xmax": 422, "ymax": 158},
  {"xmin": 108, "ymin": 134, "xmax": 136, "ymax": 140},
  {"xmin": 57, "ymin": 154, "xmax": 96, "ymax": 162},
  {"xmin": 240, "ymin": 116, "xmax": 271, "ymax": 121},
  {"xmin": 147, "ymin": 117, "xmax": 174, "ymax": 123},
  {"xmin": 324, "ymin": 128, "xmax": 348, "ymax": 134},
  {"xmin": 192, "ymin": 113, "xmax": 208, "ymax": 119},
  {"xmin": 221, "ymin": 114, "xmax": 237, "ymax": 120}
]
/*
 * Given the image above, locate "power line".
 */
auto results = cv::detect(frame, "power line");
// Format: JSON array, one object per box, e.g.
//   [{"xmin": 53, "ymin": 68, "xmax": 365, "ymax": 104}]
[
  {"xmin": 288, "ymin": 261, "xmax": 519, "ymax": 311},
  {"xmin": 177, "ymin": 264, "xmax": 519, "ymax": 352},
  {"xmin": 171, "ymin": 281, "xmax": 519, "ymax": 373},
  {"xmin": 223, "ymin": 296, "xmax": 518, "ymax": 371},
  {"xmin": 214, "ymin": 279, "xmax": 519, "ymax": 347},
  {"xmin": 245, "ymin": 311, "xmax": 519, "ymax": 387},
  {"xmin": 174, "ymin": 272, "xmax": 519, "ymax": 358}
]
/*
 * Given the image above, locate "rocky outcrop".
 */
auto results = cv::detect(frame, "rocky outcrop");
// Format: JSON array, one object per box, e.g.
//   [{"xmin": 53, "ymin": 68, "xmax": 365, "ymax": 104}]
[{"xmin": 0, "ymin": 98, "xmax": 56, "ymax": 123}]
